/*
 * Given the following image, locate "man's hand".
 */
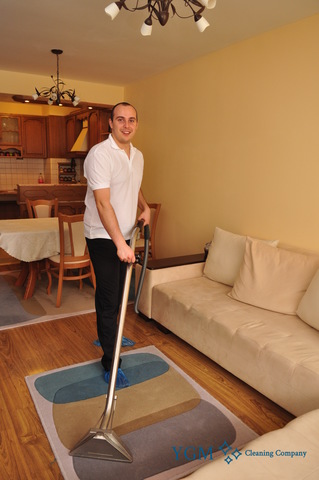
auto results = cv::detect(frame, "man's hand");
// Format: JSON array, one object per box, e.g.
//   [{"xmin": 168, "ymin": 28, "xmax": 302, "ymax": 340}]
[{"xmin": 117, "ymin": 242, "xmax": 135, "ymax": 263}]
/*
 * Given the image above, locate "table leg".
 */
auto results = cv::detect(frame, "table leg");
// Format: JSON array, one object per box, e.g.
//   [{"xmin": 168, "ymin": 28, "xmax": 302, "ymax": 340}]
[
  {"xmin": 15, "ymin": 261, "xmax": 39, "ymax": 299},
  {"xmin": 23, "ymin": 262, "xmax": 39, "ymax": 300},
  {"xmin": 15, "ymin": 262, "xmax": 29, "ymax": 287}
]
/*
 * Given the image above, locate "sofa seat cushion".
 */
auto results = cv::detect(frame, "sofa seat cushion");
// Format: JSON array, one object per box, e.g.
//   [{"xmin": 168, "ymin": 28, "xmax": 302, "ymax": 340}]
[
  {"xmin": 152, "ymin": 277, "xmax": 319, "ymax": 416},
  {"xmin": 181, "ymin": 408, "xmax": 319, "ymax": 480}
]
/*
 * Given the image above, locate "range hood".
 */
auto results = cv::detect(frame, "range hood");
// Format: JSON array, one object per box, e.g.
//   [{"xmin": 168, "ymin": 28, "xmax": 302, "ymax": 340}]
[{"xmin": 71, "ymin": 119, "xmax": 88, "ymax": 152}]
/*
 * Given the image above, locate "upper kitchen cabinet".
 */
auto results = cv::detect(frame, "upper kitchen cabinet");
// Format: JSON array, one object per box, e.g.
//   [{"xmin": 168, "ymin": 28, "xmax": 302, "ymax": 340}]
[
  {"xmin": 66, "ymin": 108, "xmax": 111, "ymax": 157},
  {"xmin": 46, "ymin": 115, "xmax": 66, "ymax": 158},
  {"xmin": 0, "ymin": 116, "xmax": 21, "ymax": 146},
  {"xmin": 66, "ymin": 112, "xmax": 85, "ymax": 157},
  {"xmin": 21, "ymin": 116, "xmax": 47, "ymax": 158},
  {"xmin": 88, "ymin": 109, "xmax": 111, "ymax": 149}
]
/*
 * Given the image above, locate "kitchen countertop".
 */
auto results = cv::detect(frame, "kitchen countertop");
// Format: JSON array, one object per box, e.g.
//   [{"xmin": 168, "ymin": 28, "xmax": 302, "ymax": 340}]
[{"xmin": 0, "ymin": 190, "xmax": 17, "ymax": 201}]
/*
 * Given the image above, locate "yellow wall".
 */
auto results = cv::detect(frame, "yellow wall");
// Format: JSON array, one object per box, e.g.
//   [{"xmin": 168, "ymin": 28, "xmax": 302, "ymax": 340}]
[{"xmin": 126, "ymin": 14, "xmax": 319, "ymax": 257}]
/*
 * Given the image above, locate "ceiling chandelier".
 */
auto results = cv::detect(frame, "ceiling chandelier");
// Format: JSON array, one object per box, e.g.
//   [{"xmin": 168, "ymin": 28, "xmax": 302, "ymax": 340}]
[
  {"xmin": 32, "ymin": 49, "xmax": 80, "ymax": 107},
  {"xmin": 105, "ymin": 0, "xmax": 216, "ymax": 36}
]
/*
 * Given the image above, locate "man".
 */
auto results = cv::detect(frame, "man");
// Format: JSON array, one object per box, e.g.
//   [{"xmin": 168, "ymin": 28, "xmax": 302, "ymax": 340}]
[{"xmin": 84, "ymin": 102, "xmax": 150, "ymax": 387}]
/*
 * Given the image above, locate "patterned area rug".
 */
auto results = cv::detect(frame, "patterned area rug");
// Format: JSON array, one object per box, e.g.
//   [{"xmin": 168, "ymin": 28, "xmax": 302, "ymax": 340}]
[{"xmin": 26, "ymin": 346, "xmax": 258, "ymax": 480}]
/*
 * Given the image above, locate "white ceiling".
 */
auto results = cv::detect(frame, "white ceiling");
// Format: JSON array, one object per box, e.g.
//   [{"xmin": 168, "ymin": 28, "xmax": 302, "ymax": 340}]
[{"xmin": 1, "ymin": 0, "xmax": 319, "ymax": 87}]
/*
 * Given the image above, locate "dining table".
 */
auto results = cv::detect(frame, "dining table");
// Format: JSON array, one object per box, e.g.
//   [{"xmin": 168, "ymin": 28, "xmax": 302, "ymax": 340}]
[{"xmin": 0, "ymin": 217, "xmax": 72, "ymax": 299}]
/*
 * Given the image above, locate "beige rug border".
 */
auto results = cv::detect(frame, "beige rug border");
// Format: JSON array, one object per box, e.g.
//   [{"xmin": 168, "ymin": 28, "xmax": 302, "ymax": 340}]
[
  {"xmin": 25, "ymin": 345, "xmax": 258, "ymax": 480},
  {"xmin": 0, "ymin": 308, "xmax": 95, "ymax": 331}
]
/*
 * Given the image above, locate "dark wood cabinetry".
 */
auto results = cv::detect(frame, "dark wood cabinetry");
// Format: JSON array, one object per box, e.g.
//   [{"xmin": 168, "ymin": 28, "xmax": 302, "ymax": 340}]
[
  {"xmin": 65, "ymin": 108, "xmax": 111, "ymax": 157},
  {"xmin": 21, "ymin": 116, "xmax": 47, "ymax": 158},
  {"xmin": 88, "ymin": 109, "xmax": 111, "ymax": 149},
  {"xmin": 0, "ymin": 116, "xmax": 21, "ymax": 146},
  {"xmin": 65, "ymin": 115, "xmax": 76, "ymax": 153},
  {"xmin": 0, "ymin": 107, "xmax": 112, "ymax": 160},
  {"xmin": 46, "ymin": 116, "xmax": 66, "ymax": 158}
]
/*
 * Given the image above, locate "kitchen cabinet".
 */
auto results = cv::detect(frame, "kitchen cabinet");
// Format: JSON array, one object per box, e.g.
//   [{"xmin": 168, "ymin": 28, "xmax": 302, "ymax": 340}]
[
  {"xmin": 0, "ymin": 107, "xmax": 112, "ymax": 160},
  {"xmin": 22, "ymin": 116, "xmax": 47, "ymax": 158},
  {"xmin": 0, "ymin": 116, "xmax": 21, "ymax": 146},
  {"xmin": 46, "ymin": 116, "xmax": 66, "ymax": 158},
  {"xmin": 65, "ymin": 108, "xmax": 111, "ymax": 156},
  {"xmin": 65, "ymin": 115, "xmax": 76, "ymax": 153},
  {"xmin": 65, "ymin": 113, "xmax": 85, "ymax": 157},
  {"xmin": 88, "ymin": 109, "xmax": 111, "ymax": 149}
]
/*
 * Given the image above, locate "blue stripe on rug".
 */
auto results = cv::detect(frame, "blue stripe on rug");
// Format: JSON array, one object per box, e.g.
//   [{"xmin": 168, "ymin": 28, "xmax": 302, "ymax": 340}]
[{"xmin": 34, "ymin": 353, "xmax": 169, "ymax": 403}]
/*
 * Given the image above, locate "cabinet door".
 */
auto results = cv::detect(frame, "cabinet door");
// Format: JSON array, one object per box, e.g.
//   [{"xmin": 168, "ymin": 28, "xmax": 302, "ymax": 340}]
[
  {"xmin": 22, "ymin": 116, "xmax": 47, "ymax": 158},
  {"xmin": 99, "ymin": 109, "xmax": 111, "ymax": 143},
  {"xmin": 47, "ymin": 116, "xmax": 66, "ymax": 158},
  {"xmin": 88, "ymin": 110, "xmax": 99, "ymax": 149},
  {"xmin": 66, "ymin": 115, "xmax": 76, "ymax": 153},
  {"xmin": 88, "ymin": 109, "xmax": 111, "ymax": 149},
  {"xmin": 0, "ymin": 116, "xmax": 21, "ymax": 146}
]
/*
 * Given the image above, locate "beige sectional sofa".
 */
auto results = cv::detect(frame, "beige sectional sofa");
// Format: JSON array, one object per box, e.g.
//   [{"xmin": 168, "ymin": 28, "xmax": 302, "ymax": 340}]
[{"xmin": 136, "ymin": 227, "xmax": 319, "ymax": 477}]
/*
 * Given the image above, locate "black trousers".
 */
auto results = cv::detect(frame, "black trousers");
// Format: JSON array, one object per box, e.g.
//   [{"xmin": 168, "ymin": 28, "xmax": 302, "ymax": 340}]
[{"xmin": 86, "ymin": 237, "xmax": 127, "ymax": 372}]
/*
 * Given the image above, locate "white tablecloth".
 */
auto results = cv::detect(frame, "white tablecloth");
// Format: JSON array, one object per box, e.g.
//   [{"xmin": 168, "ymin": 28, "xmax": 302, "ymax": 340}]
[{"xmin": 0, "ymin": 217, "xmax": 71, "ymax": 262}]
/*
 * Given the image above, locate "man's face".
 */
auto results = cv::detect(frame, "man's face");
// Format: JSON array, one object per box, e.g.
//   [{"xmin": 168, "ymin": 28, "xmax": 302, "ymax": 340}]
[{"xmin": 109, "ymin": 104, "xmax": 138, "ymax": 148}]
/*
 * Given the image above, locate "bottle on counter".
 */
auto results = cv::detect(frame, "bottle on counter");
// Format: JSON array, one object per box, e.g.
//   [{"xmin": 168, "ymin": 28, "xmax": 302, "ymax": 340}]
[{"xmin": 38, "ymin": 173, "xmax": 44, "ymax": 184}]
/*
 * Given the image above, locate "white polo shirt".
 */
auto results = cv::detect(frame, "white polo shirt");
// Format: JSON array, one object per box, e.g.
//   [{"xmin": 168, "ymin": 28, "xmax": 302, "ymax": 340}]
[{"xmin": 84, "ymin": 134, "xmax": 144, "ymax": 240}]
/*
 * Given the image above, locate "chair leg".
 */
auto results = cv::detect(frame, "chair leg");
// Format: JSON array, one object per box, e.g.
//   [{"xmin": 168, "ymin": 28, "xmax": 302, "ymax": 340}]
[
  {"xmin": 56, "ymin": 269, "xmax": 64, "ymax": 308},
  {"xmin": 79, "ymin": 268, "xmax": 83, "ymax": 290},
  {"xmin": 46, "ymin": 260, "xmax": 52, "ymax": 295}
]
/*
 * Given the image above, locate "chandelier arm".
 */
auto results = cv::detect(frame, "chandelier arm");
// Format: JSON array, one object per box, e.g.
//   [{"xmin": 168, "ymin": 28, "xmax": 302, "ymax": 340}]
[{"xmin": 121, "ymin": 2, "xmax": 150, "ymax": 12}]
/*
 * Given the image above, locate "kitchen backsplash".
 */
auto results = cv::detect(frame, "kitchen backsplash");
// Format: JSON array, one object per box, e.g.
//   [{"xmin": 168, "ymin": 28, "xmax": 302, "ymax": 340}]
[{"xmin": 0, "ymin": 157, "xmax": 82, "ymax": 190}]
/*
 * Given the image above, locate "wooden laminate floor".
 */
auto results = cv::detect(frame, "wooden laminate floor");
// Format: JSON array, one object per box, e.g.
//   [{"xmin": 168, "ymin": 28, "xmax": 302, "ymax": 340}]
[{"xmin": 0, "ymin": 303, "xmax": 294, "ymax": 480}]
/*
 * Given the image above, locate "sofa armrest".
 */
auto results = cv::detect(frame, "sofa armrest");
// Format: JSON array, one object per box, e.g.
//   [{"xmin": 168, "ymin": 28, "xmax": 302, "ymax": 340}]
[{"xmin": 135, "ymin": 261, "xmax": 204, "ymax": 318}]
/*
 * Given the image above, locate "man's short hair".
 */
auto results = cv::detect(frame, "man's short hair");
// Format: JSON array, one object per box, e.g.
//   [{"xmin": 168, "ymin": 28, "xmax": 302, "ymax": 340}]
[{"xmin": 110, "ymin": 102, "xmax": 138, "ymax": 121}]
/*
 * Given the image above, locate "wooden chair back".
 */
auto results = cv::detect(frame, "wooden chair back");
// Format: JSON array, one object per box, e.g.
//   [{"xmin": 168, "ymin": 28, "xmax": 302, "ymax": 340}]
[
  {"xmin": 45, "ymin": 213, "xmax": 96, "ymax": 307},
  {"xmin": 26, "ymin": 198, "xmax": 58, "ymax": 218}
]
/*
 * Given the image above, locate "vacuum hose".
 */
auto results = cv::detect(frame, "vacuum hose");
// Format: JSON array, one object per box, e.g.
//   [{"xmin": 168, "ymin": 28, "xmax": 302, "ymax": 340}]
[{"xmin": 134, "ymin": 223, "xmax": 150, "ymax": 314}]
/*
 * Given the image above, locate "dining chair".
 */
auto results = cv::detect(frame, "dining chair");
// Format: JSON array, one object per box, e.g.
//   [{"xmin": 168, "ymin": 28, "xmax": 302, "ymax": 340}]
[
  {"xmin": 135, "ymin": 203, "xmax": 161, "ymax": 259},
  {"xmin": 45, "ymin": 213, "xmax": 96, "ymax": 307},
  {"xmin": 26, "ymin": 198, "xmax": 59, "ymax": 218}
]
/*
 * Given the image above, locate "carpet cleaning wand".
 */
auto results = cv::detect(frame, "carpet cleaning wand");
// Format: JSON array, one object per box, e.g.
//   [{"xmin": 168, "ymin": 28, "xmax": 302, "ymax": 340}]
[{"xmin": 69, "ymin": 220, "xmax": 150, "ymax": 462}]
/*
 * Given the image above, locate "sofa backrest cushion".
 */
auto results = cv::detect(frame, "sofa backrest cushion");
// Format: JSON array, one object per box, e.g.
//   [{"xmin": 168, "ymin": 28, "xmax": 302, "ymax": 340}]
[
  {"xmin": 229, "ymin": 238, "xmax": 319, "ymax": 315},
  {"xmin": 297, "ymin": 269, "xmax": 319, "ymax": 330},
  {"xmin": 203, "ymin": 227, "xmax": 278, "ymax": 286}
]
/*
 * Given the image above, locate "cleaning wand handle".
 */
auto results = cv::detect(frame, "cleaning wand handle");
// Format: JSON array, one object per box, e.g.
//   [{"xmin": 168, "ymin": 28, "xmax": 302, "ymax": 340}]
[{"xmin": 100, "ymin": 220, "xmax": 145, "ymax": 430}]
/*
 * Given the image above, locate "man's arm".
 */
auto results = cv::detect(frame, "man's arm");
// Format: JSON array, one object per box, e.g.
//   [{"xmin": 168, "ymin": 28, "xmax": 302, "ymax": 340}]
[
  {"xmin": 137, "ymin": 189, "xmax": 151, "ymax": 225},
  {"xmin": 93, "ymin": 188, "xmax": 136, "ymax": 263}
]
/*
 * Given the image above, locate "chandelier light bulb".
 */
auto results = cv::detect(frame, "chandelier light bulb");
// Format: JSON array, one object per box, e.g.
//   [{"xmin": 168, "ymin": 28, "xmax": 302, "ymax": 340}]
[
  {"xmin": 141, "ymin": 19, "xmax": 153, "ymax": 36},
  {"xmin": 199, "ymin": 0, "xmax": 216, "ymax": 9},
  {"xmin": 195, "ymin": 15, "xmax": 210, "ymax": 33},
  {"xmin": 32, "ymin": 93, "xmax": 38, "ymax": 100},
  {"xmin": 105, "ymin": 3, "xmax": 120, "ymax": 20},
  {"xmin": 72, "ymin": 96, "xmax": 80, "ymax": 106},
  {"xmin": 48, "ymin": 99, "xmax": 53, "ymax": 105}
]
